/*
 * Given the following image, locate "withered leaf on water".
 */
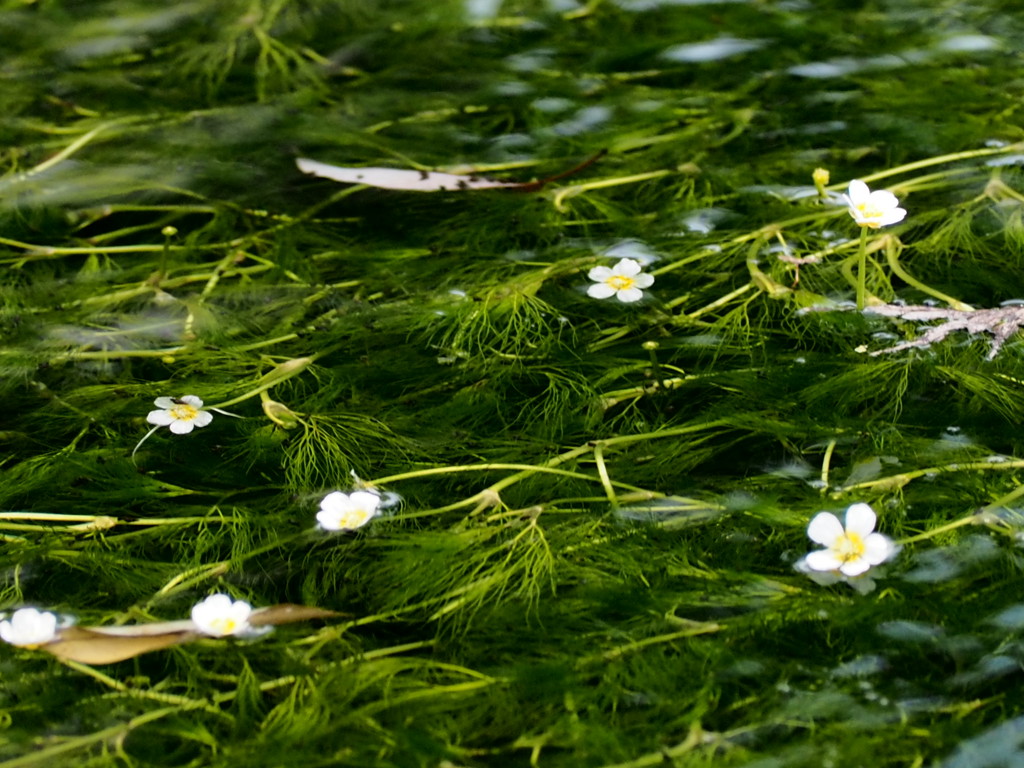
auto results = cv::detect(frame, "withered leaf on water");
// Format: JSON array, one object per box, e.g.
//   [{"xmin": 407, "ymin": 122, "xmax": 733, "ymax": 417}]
[
  {"xmin": 864, "ymin": 303, "xmax": 1024, "ymax": 360},
  {"xmin": 35, "ymin": 604, "xmax": 341, "ymax": 664},
  {"xmin": 249, "ymin": 603, "xmax": 341, "ymax": 626},
  {"xmin": 43, "ymin": 625, "xmax": 198, "ymax": 664},
  {"xmin": 295, "ymin": 150, "xmax": 605, "ymax": 193},
  {"xmin": 296, "ymin": 158, "xmax": 523, "ymax": 191}
]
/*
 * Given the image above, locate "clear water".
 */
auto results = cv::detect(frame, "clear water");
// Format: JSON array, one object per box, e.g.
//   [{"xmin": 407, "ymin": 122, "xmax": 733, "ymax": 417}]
[{"xmin": 2, "ymin": 0, "xmax": 1024, "ymax": 765}]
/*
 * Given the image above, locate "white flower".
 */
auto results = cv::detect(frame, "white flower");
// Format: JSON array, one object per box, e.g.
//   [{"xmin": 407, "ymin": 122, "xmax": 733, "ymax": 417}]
[
  {"xmin": 190, "ymin": 594, "xmax": 253, "ymax": 637},
  {"xmin": 843, "ymin": 179, "xmax": 907, "ymax": 229},
  {"xmin": 587, "ymin": 258, "xmax": 655, "ymax": 303},
  {"xmin": 147, "ymin": 395, "xmax": 214, "ymax": 435},
  {"xmin": 804, "ymin": 503, "xmax": 895, "ymax": 577},
  {"xmin": 0, "ymin": 607, "xmax": 58, "ymax": 647},
  {"xmin": 317, "ymin": 490, "xmax": 382, "ymax": 531}
]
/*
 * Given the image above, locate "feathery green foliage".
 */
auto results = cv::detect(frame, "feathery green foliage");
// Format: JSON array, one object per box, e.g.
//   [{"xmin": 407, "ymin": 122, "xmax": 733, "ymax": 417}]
[{"xmin": 4, "ymin": 0, "xmax": 1024, "ymax": 766}]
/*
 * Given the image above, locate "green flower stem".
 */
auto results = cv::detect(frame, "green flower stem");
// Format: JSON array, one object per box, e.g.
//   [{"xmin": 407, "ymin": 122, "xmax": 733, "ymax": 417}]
[
  {"xmin": 60, "ymin": 660, "xmax": 229, "ymax": 719},
  {"xmin": 856, "ymin": 226, "xmax": 869, "ymax": 310},
  {"xmin": 208, "ymin": 356, "xmax": 315, "ymax": 409},
  {"xmin": 378, "ymin": 424, "xmax": 731, "ymax": 515},
  {"xmin": 897, "ymin": 514, "xmax": 983, "ymax": 545},
  {"xmin": 982, "ymin": 481, "xmax": 1024, "ymax": 512},
  {"xmin": 140, "ymin": 530, "xmax": 313, "ymax": 611},
  {"xmin": 593, "ymin": 442, "xmax": 618, "ymax": 506},
  {"xmin": 602, "ymin": 728, "xmax": 710, "ymax": 768},
  {"xmin": 835, "ymin": 457, "xmax": 1024, "ymax": 495},
  {"xmin": 580, "ymin": 622, "xmax": 723, "ymax": 666},
  {"xmin": 858, "ymin": 142, "xmax": 1022, "ymax": 185},
  {"xmin": 551, "ymin": 169, "xmax": 672, "ymax": 212},
  {"xmin": 820, "ymin": 438, "xmax": 837, "ymax": 493},
  {"xmin": 0, "ymin": 706, "xmax": 182, "ymax": 768},
  {"xmin": 51, "ymin": 346, "xmax": 190, "ymax": 362},
  {"xmin": 682, "ymin": 282, "xmax": 756, "ymax": 319},
  {"xmin": 70, "ymin": 262, "xmax": 274, "ymax": 308},
  {"xmin": 21, "ymin": 123, "xmax": 111, "ymax": 178},
  {"xmin": 655, "ymin": 216, "xmax": 844, "ymax": 279},
  {"xmin": 882, "ymin": 236, "xmax": 973, "ymax": 310}
]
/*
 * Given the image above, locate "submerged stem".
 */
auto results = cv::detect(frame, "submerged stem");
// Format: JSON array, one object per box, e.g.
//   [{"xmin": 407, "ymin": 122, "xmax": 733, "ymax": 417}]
[
  {"xmin": 883, "ymin": 236, "xmax": 972, "ymax": 310},
  {"xmin": 856, "ymin": 226, "xmax": 869, "ymax": 311}
]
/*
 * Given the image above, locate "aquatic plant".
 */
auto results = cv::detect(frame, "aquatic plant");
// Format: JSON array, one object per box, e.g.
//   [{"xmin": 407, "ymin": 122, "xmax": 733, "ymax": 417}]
[{"xmin": 4, "ymin": 0, "xmax": 1024, "ymax": 766}]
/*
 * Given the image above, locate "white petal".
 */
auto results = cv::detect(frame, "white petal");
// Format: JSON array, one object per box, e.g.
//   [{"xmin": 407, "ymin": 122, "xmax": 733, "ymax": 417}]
[
  {"xmin": 846, "ymin": 179, "xmax": 869, "ymax": 204},
  {"xmin": 191, "ymin": 594, "xmax": 251, "ymax": 636},
  {"xmin": 317, "ymin": 509, "xmax": 343, "ymax": 531},
  {"xmin": 616, "ymin": 287, "xmax": 644, "ymax": 303},
  {"xmin": 807, "ymin": 512, "xmax": 844, "ymax": 545},
  {"xmin": 179, "ymin": 395, "xmax": 204, "ymax": 408},
  {"xmin": 153, "ymin": 397, "xmax": 176, "ymax": 408},
  {"xmin": 880, "ymin": 207, "xmax": 907, "ymax": 226},
  {"xmin": 863, "ymin": 533, "xmax": 894, "ymax": 565},
  {"xmin": 838, "ymin": 558, "xmax": 871, "ymax": 577},
  {"xmin": 844, "ymin": 503, "xmax": 877, "ymax": 536},
  {"xmin": 169, "ymin": 420, "xmax": 196, "ymax": 434},
  {"xmin": 226, "ymin": 600, "xmax": 252, "ymax": 625},
  {"xmin": 587, "ymin": 284, "xmax": 617, "ymax": 299},
  {"xmin": 200, "ymin": 595, "xmax": 236, "ymax": 615},
  {"xmin": 319, "ymin": 491, "xmax": 351, "ymax": 513},
  {"xmin": 613, "ymin": 258, "xmax": 642, "ymax": 276},
  {"xmin": 0, "ymin": 608, "xmax": 57, "ymax": 646},
  {"xmin": 804, "ymin": 549, "xmax": 843, "ymax": 572},
  {"xmin": 588, "ymin": 266, "xmax": 613, "ymax": 281},
  {"xmin": 350, "ymin": 490, "xmax": 382, "ymax": 515},
  {"xmin": 193, "ymin": 594, "xmax": 232, "ymax": 618},
  {"xmin": 795, "ymin": 557, "xmax": 843, "ymax": 585},
  {"xmin": 147, "ymin": 410, "xmax": 175, "ymax": 426},
  {"xmin": 192, "ymin": 411, "xmax": 214, "ymax": 428},
  {"xmin": 868, "ymin": 190, "xmax": 899, "ymax": 210},
  {"xmin": 633, "ymin": 273, "xmax": 655, "ymax": 288}
]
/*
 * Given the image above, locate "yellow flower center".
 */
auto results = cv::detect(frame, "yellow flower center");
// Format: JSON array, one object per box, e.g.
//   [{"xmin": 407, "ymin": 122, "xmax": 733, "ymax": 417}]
[
  {"xmin": 606, "ymin": 275, "xmax": 637, "ymax": 291},
  {"xmin": 832, "ymin": 531, "xmax": 866, "ymax": 563},
  {"xmin": 854, "ymin": 202, "xmax": 884, "ymax": 227},
  {"xmin": 208, "ymin": 617, "xmax": 237, "ymax": 635},
  {"xmin": 170, "ymin": 403, "xmax": 200, "ymax": 421}
]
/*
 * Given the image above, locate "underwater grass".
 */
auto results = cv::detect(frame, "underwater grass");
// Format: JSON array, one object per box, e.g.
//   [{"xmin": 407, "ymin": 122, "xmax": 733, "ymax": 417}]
[{"xmin": 4, "ymin": 0, "xmax": 1024, "ymax": 765}]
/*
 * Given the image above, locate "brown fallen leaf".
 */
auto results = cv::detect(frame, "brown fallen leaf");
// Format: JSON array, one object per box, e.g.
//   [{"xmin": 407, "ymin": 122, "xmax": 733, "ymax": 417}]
[
  {"xmin": 37, "ymin": 604, "xmax": 341, "ymax": 664},
  {"xmin": 44, "ymin": 625, "xmax": 198, "ymax": 664},
  {"xmin": 249, "ymin": 604, "xmax": 342, "ymax": 626}
]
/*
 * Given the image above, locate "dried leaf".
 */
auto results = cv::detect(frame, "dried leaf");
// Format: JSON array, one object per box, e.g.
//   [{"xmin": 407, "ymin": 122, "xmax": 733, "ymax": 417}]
[
  {"xmin": 43, "ymin": 625, "xmax": 197, "ymax": 664},
  {"xmin": 36, "ymin": 605, "xmax": 339, "ymax": 664},
  {"xmin": 296, "ymin": 158, "xmax": 523, "ymax": 192},
  {"xmin": 864, "ymin": 303, "xmax": 1024, "ymax": 360},
  {"xmin": 250, "ymin": 604, "xmax": 342, "ymax": 626},
  {"xmin": 295, "ymin": 150, "xmax": 605, "ymax": 193}
]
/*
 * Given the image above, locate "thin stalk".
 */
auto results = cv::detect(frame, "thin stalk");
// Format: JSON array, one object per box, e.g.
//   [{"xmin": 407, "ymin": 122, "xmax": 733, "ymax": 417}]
[
  {"xmin": 820, "ymin": 439, "xmax": 837, "ymax": 493},
  {"xmin": 856, "ymin": 226, "xmax": 869, "ymax": 310},
  {"xmin": 835, "ymin": 457, "xmax": 1024, "ymax": 495},
  {"xmin": 883, "ymin": 236, "xmax": 972, "ymax": 310},
  {"xmin": 0, "ymin": 706, "xmax": 179, "ymax": 768}
]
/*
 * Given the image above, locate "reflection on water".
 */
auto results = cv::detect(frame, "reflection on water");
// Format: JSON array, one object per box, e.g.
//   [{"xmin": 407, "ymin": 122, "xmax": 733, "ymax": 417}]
[{"xmin": 2, "ymin": 0, "xmax": 1024, "ymax": 765}]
